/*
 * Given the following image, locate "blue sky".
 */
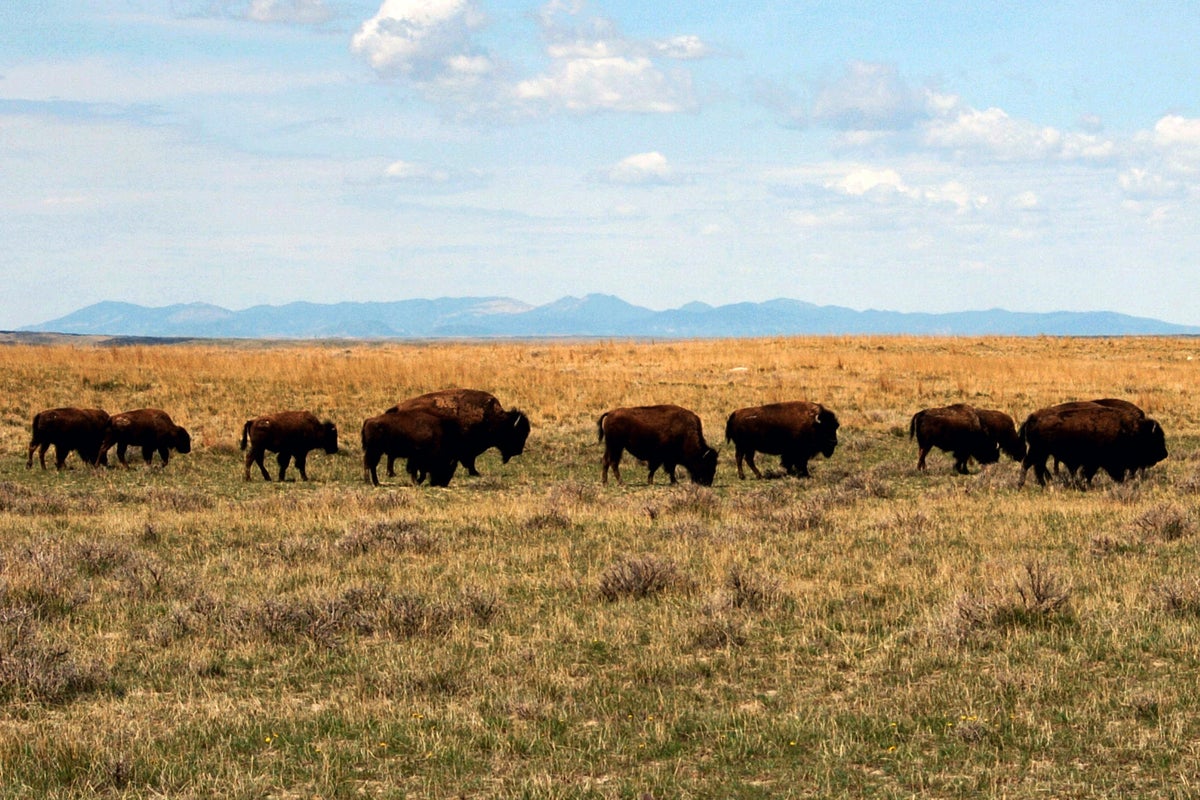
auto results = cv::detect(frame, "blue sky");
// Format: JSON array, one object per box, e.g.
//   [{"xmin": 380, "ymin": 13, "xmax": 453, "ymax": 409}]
[{"xmin": 3, "ymin": 1, "xmax": 1199, "ymax": 328}]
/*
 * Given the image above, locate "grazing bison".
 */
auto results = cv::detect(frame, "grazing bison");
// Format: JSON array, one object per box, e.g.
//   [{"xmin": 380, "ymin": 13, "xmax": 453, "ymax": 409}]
[
  {"xmin": 362, "ymin": 409, "xmax": 460, "ymax": 487},
  {"xmin": 386, "ymin": 389, "xmax": 530, "ymax": 477},
  {"xmin": 1018, "ymin": 401, "xmax": 1167, "ymax": 488},
  {"xmin": 975, "ymin": 408, "xmax": 1027, "ymax": 464},
  {"xmin": 100, "ymin": 408, "xmax": 191, "ymax": 468},
  {"xmin": 597, "ymin": 404, "xmax": 718, "ymax": 486},
  {"xmin": 26, "ymin": 407, "xmax": 111, "ymax": 470},
  {"xmin": 1052, "ymin": 399, "xmax": 1147, "ymax": 479},
  {"xmin": 909, "ymin": 404, "xmax": 1003, "ymax": 474},
  {"xmin": 724, "ymin": 401, "xmax": 839, "ymax": 479},
  {"xmin": 241, "ymin": 411, "xmax": 338, "ymax": 481}
]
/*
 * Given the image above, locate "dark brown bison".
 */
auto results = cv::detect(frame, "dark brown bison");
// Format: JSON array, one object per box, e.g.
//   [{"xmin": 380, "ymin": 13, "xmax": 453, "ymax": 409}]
[
  {"xmin": 99, "ymin": 408, "xmax": 191, "ymax": 468},
  {"xmin": 597, "ymin": 404, "xmax": 718, "ymax": 486},
  {"xmin": 26, "ymin": 407, "xmax": 111, "ymax": 470},
  {"xmin": 1052, "ymin": 399, "xmax": 1147, "ymax": 479},
  {"xmin": 241, "ymin": 411, "xmax": 338, "ymax": 481},
  {"xmin": 724, "ymin": 401, "xmax": 839, "ymax": 479},
  {"xmin": 1018, "ymin": 401, "xmax": 1167, "ymax": 487},
  {"xmin": 362, "ymin": 409, "xmax": 460, "ymax": 487},
  {"xmin": 386, "ymin": 389, "xmax": 530, "ymax": 477},
  {"xmin": 910, "ymin": 403, "xmax": 1024, "ymax": 474}
]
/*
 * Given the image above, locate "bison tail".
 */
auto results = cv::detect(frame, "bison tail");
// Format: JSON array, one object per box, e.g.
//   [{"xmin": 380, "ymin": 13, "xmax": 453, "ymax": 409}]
[
  {"xmin": 908, "ymin": 411, "xmax": 921, "ymax": 439},
  {"xmin": 596, "ymin": 412, "xmax": 608, "ymax": 443},
  {"xmin": 239, "ymin": 420, "xmax": 251, "ymax": 451}
]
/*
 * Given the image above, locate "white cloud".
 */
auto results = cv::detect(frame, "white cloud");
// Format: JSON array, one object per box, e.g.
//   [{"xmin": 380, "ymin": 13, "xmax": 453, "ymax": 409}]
[
  {"xmin": 351, "ymin": 0, "xmax": 491, "ymax": 83},
  {"xmin": 603, "ymin": 151, "xmax": 678, "ymax": 185},
  {"xmin": 1118, "ymin": 168, "xmax": 1181, "ymax": 199},
  {"xmin": 826, "ymin": 166, "xmax": 987, "ymax": 211},
  {"xmin": 514, "ymin": 56, "xmax": 693, "ymax": 113},
  {"xmin": 1153, "ymin": 115, "xmax": 1200, "ymax": 148},
  {"xmin": 921, "ymin": 105, "xmax": 1116, "ymax": 162},
  {"xmin": 1012, "ymin": 190, "xmax": 1040, "ymax": 209},
  {"xmin": 652, "ymin": 35, "xmax": 709, "ymax": 60}
]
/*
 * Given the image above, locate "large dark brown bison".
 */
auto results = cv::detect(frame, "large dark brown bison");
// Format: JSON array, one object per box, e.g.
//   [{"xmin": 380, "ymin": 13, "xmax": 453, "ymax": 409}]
[
  {"xmin": 99, "ymin": 408, "xmax": 191, "ymax": 468},
  {"xmin": 26, "ymin": 407, "xmax": 112, "ymax": 470},
  {"xmin": 597, "ymin": 404, "xmax": 718, "ymax": 486},
  {"xmin": 386, "ymin": 389, "xmax": 530, "ymax": 477},
  {"xmin": 1018, "ymin": 400, "xmax": 1167, "ymax": 487},
  {"xmin": 241, "ymin": 411, "xmax": 338, "ymax": 481},
  {"xmin": 909, "ymin": 403, "xmax": 1023, "ymax": 474},
  {"xmin": 362, "ymin": 409, "xmax": 460, "ymax": 487},
  {"xmin": 1052, "ymin": 399, "xmax": 1148, "ymax": 478},
  {"xmin": 724, "ymin": 401, "xmax": 839, "ymax": 479}
]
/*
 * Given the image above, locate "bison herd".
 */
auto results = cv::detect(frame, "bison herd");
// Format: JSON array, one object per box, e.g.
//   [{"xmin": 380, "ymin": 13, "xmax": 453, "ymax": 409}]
[{"xmin": 24, "ymin": 392, "xmax": 1168, "ymax": 490}]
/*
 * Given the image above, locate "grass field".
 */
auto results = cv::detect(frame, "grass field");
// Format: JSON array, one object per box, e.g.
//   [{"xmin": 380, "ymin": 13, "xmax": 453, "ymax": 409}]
[{"xmin": 1, "ymin": 336, "xmax": 1199, "ymax": 798}]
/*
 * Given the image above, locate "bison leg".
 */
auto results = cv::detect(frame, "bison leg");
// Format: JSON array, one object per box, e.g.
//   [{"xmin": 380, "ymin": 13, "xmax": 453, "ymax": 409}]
[
  {"xmin": 295, "ymin": 452, "xmax": 309, "ymax": 481},
  {"xmin": 386, "ymin": 454, "xmax": 397, "ymax": 478},
  {"xmin": 743, "ymin": 450, "xmax": 763, "ymax": 479},
  {"xmin": 142, "ymin": 445, "xmax": 156, "ymax": 466},
  {"xmin": 953, "ymin": 452, "xmax": 971, "ymax": 475},
  {"xmin": 602, "ymin": 446, "xmax": 623, "ymax": 485},
  {"xmin": 115, "ymin": 442, "xmax": 130, "ymax": 468},
  {"xmin": 27, "ymin": 440, "xmax": 45, "ymax": 470},
  {"xmin": 461, "ymin": 455, "xmax": 481, "ymax": 477},
  {"xmin": 276, "ymin": 452, "xmax": 292, "ymax": 481},
  {"xmin": 54, "ymin": 444, "xmax": 70, "ymax": 471},
  {"xmin": 363, "ymin": 449, "xmax": 382, "ymax": 486},
  {"xmin": 916, "ymin": 446, "xmax": 929, "ymax": 471},
  {"xmin": 250, "ymin": 448, "xmax": 272, "ymax": 481}
]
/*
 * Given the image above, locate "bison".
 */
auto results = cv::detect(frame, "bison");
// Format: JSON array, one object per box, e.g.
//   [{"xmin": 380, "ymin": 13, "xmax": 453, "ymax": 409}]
[
  {"xmin": 99, "ymin": 408, "xmax": 191, "ymax": 468},
  {"xmin": 909, "ymin": 403, "xmax": 1023, "ymax": 474},
  {"xmin": 362, "ymin": 409, "xmax": 460, "ymax": 487},
  {"xmin": 1018, "ymin": 401, "xmax": 1167, "ymax": 488},
  {"xmin": 241, "ymin": 411, "xmax": 338, "ymax": 481},
  {"xmin": 724, "ymin": 401, "xmax": 839, "ymax": 479},
  {"xmin": 386, "ymin": 389, "xmax": 530, "ymax": 477},
  {"xmin": 597, "ymin": 404, "xmax": 718, "ymax": 486},
  {"xmin": 1051, "ymin": 399, "xmax": 1147, "ymax": 479},
  {"xmin": 26, "ymin": 407, "xmax": 112, "ymax": 470}
]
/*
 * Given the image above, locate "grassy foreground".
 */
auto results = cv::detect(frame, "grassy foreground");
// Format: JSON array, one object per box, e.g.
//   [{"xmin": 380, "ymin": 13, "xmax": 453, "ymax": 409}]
[{"xmin": 1, "ymin": 336, "xmax": 1199, "ymax": 798}]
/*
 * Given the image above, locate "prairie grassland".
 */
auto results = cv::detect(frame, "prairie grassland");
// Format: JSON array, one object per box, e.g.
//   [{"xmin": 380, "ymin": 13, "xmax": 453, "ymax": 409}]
[{"xmin": 1, "ymin": 336, "xmax": 1199, "ymax": 798}]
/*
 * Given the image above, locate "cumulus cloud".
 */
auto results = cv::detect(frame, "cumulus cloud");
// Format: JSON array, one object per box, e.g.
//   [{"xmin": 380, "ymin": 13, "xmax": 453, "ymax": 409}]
[
  {"xmin": 826, "ymin": 166, "xmax": 987, "ymax": 211},
  {"xmin": 601, "ymin": 151, "xmax": 680, "ymax": 185},
  {"xmin": 921, "ymin": 104, "xmax": 1115, "ymax": 162},
  {"xmin": 513, "ymin": 0, "xmax": 701, "ymax": 114},
  {"xmin": 351, "ymin": 0, "xmax": 492, "ymax": 86},
  {"xmin": 1118, "ymin": 168, "xmax": 1182, "ymax": 199},
  {"xmin": 381, "ymin": 159, "xmax": 486, "ymax": 191}
]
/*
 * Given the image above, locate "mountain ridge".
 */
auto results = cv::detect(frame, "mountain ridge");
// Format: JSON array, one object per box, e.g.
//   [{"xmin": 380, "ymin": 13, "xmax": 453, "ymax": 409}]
[{"xmin": 18, "ymin": 295, "xmax": 1200, "ymax": 338}]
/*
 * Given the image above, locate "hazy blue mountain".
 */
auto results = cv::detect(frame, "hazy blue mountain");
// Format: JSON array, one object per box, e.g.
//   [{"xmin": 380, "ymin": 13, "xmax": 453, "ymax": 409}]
[{"xmin": 19, "ymin": 294, "xmax": 1200, "ymax": 338}]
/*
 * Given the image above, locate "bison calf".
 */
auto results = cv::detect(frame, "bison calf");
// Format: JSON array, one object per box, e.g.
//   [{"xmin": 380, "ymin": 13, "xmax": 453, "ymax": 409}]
[
  {"xmin": 725, "ymin": 401, "xmax": 839, "ymax": 479},
  {"xmin": 27, "ymin": 407, "xmax": 112, "ymax": 470},
  {"xmin": 598, "ymin": 404, "xmax": 718, "ymax": 486},
  {"xmin": 362, "ymin": 409, "xmax": 460, "ymax": 487},
  {"xmin": 241, "ymin": 411, "xmax": 338, "ymax": 481},
  {"xmin": 100, "ymin": 408, "xmax": 191, "ymax": 468},
  {"xmin": 909, "ymin": 403, "xmax": 1023, "ymax": 474}
]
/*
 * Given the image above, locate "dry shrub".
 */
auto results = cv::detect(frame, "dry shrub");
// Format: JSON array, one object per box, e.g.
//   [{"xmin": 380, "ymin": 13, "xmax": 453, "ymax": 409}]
[
  {"xmin": 727, "ymin": 565, "xmax": 781, "ymax": 612},
  {"xmin": 337, "ymin": 519, "xmax": 438, "ymax": 556},
  {"xmin": 1153, "ymin": 579, "xmax": 1200, "ymax": 617},
  {"xmin": 689, "ymin": 610, "xmax": 747, "ymax": 650},
  {"xmin": 520, "ymin": 507, "xmax": 572, "ymax": 533},
  {"xmin": 0, "ymin": 609, "xmax": 109, "ymax": 704},
  {"xmin": 1131, "ymin": 503, "xmax": 1195, "ymax": 542},
  {"xmin": 598, "ymin": 554, "xmax": 685, "ymax": 601},
  {"xmin": 950, "ymin": 561, "xmax": 1072, "ymax": 642},
  {"xmin": 664, "ymin": 485, "xmax": 719, "ymax": 517}
]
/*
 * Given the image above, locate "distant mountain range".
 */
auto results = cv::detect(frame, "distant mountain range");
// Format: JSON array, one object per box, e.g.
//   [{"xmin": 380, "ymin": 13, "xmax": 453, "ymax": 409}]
[{"xmin": 16, "ymin": 295, "xmax": 1200, "ymax": 339}]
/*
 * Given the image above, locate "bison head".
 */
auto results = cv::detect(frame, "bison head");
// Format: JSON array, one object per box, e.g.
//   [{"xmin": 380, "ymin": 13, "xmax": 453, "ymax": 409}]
[
  {"xmin": 685, "ymin": 446, "xmax": 719, "ymax": 486},
  {"xmin": 322, "ymin": 421, "xmax": 339, "ymax": 455},
  {"xmin": 817, "ymin": 408, "xmax": 840, "ymax": 458},
  {"xmin": 1135, "ymin": 419, "xmax": 1168, "ymax": 469},
  {"xmin": 174, "ymin": 426, "xmax": 192, "ymax": 455},
  {"xmin": 497, "ymin": 410, "xmax": 531, "ymax": 463}
]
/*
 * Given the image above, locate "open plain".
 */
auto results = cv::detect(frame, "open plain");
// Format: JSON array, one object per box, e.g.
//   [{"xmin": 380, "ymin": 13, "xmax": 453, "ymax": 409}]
[{"xmin": 1, "ymin": 336, "xmax": 1199, "ymax": 798}]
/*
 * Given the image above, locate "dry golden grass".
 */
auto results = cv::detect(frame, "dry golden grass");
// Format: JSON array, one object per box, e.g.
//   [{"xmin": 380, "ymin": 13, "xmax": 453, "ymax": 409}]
[{"xmin": 1, "ymin": 335, "xmax": 1199, "ymax": 798}]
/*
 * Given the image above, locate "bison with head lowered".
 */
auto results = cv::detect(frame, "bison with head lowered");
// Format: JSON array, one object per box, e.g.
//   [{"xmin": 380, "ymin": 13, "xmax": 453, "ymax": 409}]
[
  {"xmin": 725, "ymin": 401, "xmax": 839, "ymax": 479},
  {"xmin": 241, "ymin": 411, "xmax": 338, "ymax": 481},
  {"xmin": 100, "ymin": 408, "xmax": 191, "ymax": 468},
  {"xmin": 910, "ymin": 403, "xmax": 1023, "ymax": 474},
  {"xmin": 386, "ymin": 389, "xmax": 529, "ymax": 477},
  {"xmin": 27, "ymin": 407, "xmax": 112, "ymax": 470},
  {"xmin": 1018, "ymin": 400, "xmax": 1167, "ymax": 488},
  {"xmin": 598, "ymin": 404, "xmax": 718, "ymax": 486}
]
